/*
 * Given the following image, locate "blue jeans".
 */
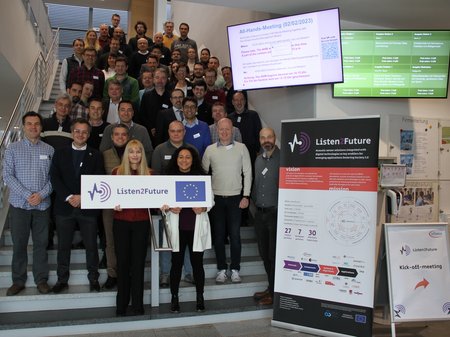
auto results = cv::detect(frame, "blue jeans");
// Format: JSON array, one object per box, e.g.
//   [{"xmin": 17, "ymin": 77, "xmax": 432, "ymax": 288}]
[
  {"xmin": 212, "ymin": 195, "xmax": 242, "ymax": 271},
  {"xmin": 9, "ymin": 206, "xmax": 49, "ymax": 286},
  {"xmin": 55, "ymin": 209, "xmax": 99, "ymax": 283}
]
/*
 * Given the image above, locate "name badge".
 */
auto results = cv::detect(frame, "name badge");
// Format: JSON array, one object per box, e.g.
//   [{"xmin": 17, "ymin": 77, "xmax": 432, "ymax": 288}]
[
  {"xmin": 99, "ymin": 133, "xmax": 103, "ymax": 138},
  {"xmin": 193, "ymin": 133, "xmax": 200, "ymax": 139},
  {"xmin": 212, "ymin": 95, "xmax": 218, "ymax": 100},
  {"xmin": 187, "ymin": 86, "xmax": 192, "ymax": 90},
  {"xmin": 93, "ymin": 76, "xmax": 99, "ymax": 80},
  {"xmin": 39, "ymin": 155, "xmax": 49, "ymax": 160},
  {"xmin": 164, "ymin": 155, "xmax": 172, "ymax": 160},
  {"xmin": 225, "ymin": 144, "xmax": 233, "ymax": 150},
  {"xmin": 237, "ymin": 116, "xmax": 241, "ymax": 123},
  {"xmin": 58, "ymin": 126, "xmax": 63, "ymax": 132},
  {"xmin": 262, "ymin": 168, "xmax": 268, "ymax": 175},
  {"xmin": 162, "ymin": 104, "xmax": 169, "ymax": 108}
]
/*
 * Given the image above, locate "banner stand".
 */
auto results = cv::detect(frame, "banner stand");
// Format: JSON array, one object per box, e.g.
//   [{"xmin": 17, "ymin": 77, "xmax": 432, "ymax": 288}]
[{"xmin": 384, "ymin": 223, "xmax": 450, "ymax": 337}]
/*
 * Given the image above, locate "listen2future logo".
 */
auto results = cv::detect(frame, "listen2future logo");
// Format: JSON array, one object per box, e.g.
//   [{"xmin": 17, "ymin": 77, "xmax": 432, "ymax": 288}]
[
  {"xmin": 88, "ymin": 182, "xmax": 112, "ymax": 202},
  {"xmin": 288, "ymin": 132, "xmax": 311, "ymax": 154}
]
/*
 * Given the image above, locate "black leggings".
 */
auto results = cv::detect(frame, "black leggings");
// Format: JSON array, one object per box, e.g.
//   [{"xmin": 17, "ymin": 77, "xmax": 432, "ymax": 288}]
[{"xmin": 170, "ymin": 229, "xmax": 205, "ymax": 296}]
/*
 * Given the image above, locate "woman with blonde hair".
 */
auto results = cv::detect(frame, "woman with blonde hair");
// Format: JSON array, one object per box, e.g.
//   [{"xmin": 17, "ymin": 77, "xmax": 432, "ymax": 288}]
[
  {"xmin": 84, "ymin": 29, "xmax": 101, "ymax": 53},
  {"xmin": 112, "ymin": 139, "xmax": 152, "ymax": 316}
]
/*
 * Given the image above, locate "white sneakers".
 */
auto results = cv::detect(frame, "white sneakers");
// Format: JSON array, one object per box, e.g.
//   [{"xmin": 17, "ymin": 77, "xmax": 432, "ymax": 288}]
[
  {"xmin": 216, "ymin": 269, "xmax": 242, "ymax": 284},
  {"xmin": 216, "ymin": 269, "xmax": 228, "ymax": 283},
  {"xmin": 231, "ymin": 269, "xmax": 242, "ymax": 283}
]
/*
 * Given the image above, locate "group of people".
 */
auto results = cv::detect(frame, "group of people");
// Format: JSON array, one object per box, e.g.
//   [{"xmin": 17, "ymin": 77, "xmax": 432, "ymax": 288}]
[{"xmin": 3, "ymin": 15, "xmax": 280, "ymax": 317}]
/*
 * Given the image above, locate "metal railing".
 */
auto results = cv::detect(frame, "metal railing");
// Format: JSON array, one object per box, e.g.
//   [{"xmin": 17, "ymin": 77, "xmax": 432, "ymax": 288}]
[{"xmin": 0, "ymin": 29, "xmax": 60, "ymax": 236}]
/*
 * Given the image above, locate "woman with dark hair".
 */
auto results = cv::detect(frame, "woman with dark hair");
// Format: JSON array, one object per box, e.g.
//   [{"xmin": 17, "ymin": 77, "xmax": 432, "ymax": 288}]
[
  {"xmin": 199, "ymin": 48, "xmax": 211, "ymax": 69},
  {"xmin": 112, "ymin": 140, "xmax": 152, "ymax": 316},
  {"xmin": 161, "ymin": 146, "xmax": 212, "ymax": 313},
  {"xmin": 169, "ymin": 62, "xmax": 193, "ymax": 97}
]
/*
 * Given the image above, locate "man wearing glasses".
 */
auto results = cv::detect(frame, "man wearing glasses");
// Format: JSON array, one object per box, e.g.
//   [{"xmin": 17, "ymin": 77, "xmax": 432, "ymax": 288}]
[{"xmin": 50, "ymin": 118, "xmax": 105, "ymax": 294}]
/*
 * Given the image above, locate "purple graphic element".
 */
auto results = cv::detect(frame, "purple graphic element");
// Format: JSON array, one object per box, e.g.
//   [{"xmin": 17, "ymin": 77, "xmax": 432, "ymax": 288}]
[{"xmin": 283, "ymin": 260, "xmax": 301, "ymax": 270}]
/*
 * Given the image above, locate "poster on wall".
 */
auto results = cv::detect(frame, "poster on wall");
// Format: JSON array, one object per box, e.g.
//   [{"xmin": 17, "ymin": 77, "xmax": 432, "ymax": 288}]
[
  {"xmin": 272, "ymin": 116, "xmax": 380, "ymax": 337},
  {"xmin": 438, "ymin": 120, "xmax": 450, "ymax": 180},
  {"xmin": 391, "ymin": 181, "xmax": 439, "ymax": 223},
  {"xmin": 388, "ymin": 115, "xmax": 439, "ymax": 180},
  {"xmin": 385, "ymin": 223, "xmax": 450, "ymax": 321}
]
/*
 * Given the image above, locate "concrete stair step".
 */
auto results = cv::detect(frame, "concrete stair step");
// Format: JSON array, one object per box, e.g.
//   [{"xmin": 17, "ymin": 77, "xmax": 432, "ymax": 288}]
[
  {"xmin": 0, "ymin": 240, "xmax": 259, "ymax": 265},
  {"xmin": 0, "ymin": 274, "xmax": 268, "ymax": 313},
  {"xmin": 1, "ymin": 226, "xmax": 258, "ymax": 246},
  {"xmin": 0, "ymin": 256, "xmax": 265, "ymax": 287}
]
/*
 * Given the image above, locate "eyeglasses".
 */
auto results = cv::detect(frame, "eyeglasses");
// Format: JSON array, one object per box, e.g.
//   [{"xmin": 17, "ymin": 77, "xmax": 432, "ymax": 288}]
[
  {"xmin": 73, "ymin": 129, "xmax": 89, "ymax": 135},
  {"xmin": 183, "ymin": 105, "xmax": 197, "ymax": 110}
]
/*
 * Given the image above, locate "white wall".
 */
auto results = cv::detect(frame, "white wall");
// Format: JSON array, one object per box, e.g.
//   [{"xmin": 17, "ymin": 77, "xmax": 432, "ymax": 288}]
[{"xmin": 171, "ymin": 1, "xmax": 450, "ymax": 153}]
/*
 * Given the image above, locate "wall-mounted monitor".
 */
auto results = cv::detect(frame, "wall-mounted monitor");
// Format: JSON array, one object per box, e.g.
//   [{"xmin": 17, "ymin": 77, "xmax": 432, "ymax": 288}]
[
  {"xmin": 333, "ymin": 30, "xmax": 450, "ymax": 98},
  {"xmin": 227, "ymin": 8, "xmax": 343, "ymax": 91}
]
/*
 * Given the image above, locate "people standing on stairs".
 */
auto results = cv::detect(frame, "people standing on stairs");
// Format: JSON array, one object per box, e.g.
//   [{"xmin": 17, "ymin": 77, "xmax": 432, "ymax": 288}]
[
  {"xmin": 59, "ymin": 38, "xmax": 84, "ymax": 93},
  {"xmin": 101, "ymin": 123, "xmax": 130, "ymax": 290},
  {"xmin": 161, "ymin": 145, "xmax": 212, "ymax": 313},
  {"xmin": 41, "ymin": 93, "xmax": 73, "ymax": 250},
  {"xmin": 202, "ymin": 118, "xmax": 252, "ymax": 285},
  {"xmin": 112, "ymin": 140, "xmax": 152, "ymax": 316},
  {"xmin": 3, "ymin": 111, "xmax": 54, "ymax": 296},
  {"xmin": 50, "ymin": 118, "xmax": 104, "ymax": 294},
  {"xmin": 251, "ymin": 128, "xmax": 280, "ymax": 306}
]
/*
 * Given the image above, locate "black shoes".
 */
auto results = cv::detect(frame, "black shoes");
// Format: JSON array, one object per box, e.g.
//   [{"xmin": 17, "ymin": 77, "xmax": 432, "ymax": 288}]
[
  {"xmin": 102, "ymin": 276, "xmax": 117, "ymax": 290},
  {"xmin": 170, "ymin": 294, "xmax": 180, "ymax": 313},
  {"xmin": 52, "ymin": 282, "xmax": 68, "ymax": 294},
  {"xmin": 89, "ymin": 280, "xmax": 101, "ymax": 292},
  {"xmin": 196, "ymin": 294, "xmax": 205, "ymax": 312}
]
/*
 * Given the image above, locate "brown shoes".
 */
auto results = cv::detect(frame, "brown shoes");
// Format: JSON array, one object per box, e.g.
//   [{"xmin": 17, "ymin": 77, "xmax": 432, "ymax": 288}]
[
  {"xmin": 37, "ymin": 282, "xmax": 51, "ymax": 294},
  {"xmin": 253, "ymin": 288, "xmax": 270, "ymax": 301},
  {"xmin": 258, "ymin": 295, "xmax": 273, "ymax": 305},
  {"xmin": 6, "ymin": 283, "xmax": 25, "ymax": 296}
]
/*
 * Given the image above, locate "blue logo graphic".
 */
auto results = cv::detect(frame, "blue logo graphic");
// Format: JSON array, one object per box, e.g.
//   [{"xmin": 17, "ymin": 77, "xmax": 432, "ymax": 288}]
[
  {"xmin": 400, "ymin": 245, "xmax": 411, "ymax": 256},
  {"xmin": 355, "ymin": 314, "xmax": 367, "ymax": 323},
  {"xmin": 88, "ymin": 182, "xmax": 111, "ymax": 202},
  {"xmin": 175, "ymin": 181, "xmax": 206, "ymax": 202}
]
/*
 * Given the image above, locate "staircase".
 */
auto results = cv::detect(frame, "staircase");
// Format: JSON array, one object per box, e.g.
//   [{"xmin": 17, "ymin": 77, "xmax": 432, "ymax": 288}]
[{"xmin": 0, "ymin": 63, "xmax": 270, "ymax": 335}]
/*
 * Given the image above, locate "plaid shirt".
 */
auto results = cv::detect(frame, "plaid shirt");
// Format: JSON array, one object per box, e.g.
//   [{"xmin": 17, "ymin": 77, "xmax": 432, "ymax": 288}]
[
  {"xmin": 68, "ymin": 64, "xmax": 105, "ymax": 99},
  {"xmin": 3, "ymin": 137, "xmax": 54, "ymax": 210},
  {"xmin": 70, "ymin": 102, "xmax": 87, "ymax": 120}
]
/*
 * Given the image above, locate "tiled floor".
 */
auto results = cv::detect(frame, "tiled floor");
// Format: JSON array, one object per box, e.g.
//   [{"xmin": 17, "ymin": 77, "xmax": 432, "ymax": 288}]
[{"xmin": 65, "ymin": 316, "xmax": 450, "ymax": 337}]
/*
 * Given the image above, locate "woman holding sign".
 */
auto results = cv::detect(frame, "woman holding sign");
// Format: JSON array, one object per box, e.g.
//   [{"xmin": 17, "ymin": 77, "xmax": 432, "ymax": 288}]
[
  {"xmin": 112, "ymin": 140, "xmax": 151, "ymax": 316},
  {"xmin": 161, "ymin": 146, "xmax": 212, "ymax": 313}
]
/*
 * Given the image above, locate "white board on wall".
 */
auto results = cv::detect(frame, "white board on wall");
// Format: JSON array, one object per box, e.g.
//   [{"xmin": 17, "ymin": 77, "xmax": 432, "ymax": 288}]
[
  {"xmin": 438, "ymin": 120, "xmax": 450, "ymax": 180},
  {"xmin": 388, "ymin": 115, "xmax": 439, "ymax": 180}
]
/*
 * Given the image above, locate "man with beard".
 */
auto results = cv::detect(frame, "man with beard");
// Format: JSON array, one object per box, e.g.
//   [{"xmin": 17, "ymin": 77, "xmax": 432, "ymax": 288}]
[{"xmin": 251, "ymin": 128, "xmax": 280, "ymax": 306}]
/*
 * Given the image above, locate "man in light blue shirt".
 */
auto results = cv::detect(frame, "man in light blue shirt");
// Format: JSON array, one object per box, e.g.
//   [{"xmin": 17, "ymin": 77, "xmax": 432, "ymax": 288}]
[{"xmin": 3, "ymin": 111, "xmax": 54, "ymax": 296}]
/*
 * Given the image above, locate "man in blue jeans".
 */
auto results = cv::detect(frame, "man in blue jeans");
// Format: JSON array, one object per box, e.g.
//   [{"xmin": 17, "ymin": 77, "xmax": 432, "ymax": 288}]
[
  {"xmin": 3, "ymin": 111, "xmax": 54, "ymax": 295},
  {"xmin": 202, "ymin": 118, "xmax": 252, "ymax": 284}
]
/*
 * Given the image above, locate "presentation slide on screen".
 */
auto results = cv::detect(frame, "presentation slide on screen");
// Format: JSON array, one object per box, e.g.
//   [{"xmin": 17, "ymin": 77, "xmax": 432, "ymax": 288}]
[
  {"xmin": 334, "ymin": 31, "xmax": 450, "ymax": 98},
  {"xmin": 227, "ymin": 8, "xmax": 342, "ymax": 90}
]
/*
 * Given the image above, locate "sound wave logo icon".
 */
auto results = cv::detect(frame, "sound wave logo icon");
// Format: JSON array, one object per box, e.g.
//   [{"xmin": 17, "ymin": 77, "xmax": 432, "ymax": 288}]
[
  {"xmin": 88, "ymin": 181, "xmax": 112, "ymax": 202},
  {"xmin": 400, "ymin": 245, "xmax": 411, "ymax": 256},
  {"xmin": 394, "ymin": 304, "xmax": 406, "ymax": 318},
  {"xmin": 288, "ymin": 132, "xmax": 311, "ymax": 154},
  {"xmin": 442, "ymin": 302, "xmax": 450, "ymax": 315}
]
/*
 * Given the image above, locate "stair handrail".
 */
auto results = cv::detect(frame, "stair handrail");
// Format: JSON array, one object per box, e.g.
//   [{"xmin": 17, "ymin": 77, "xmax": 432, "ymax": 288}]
[
  {"xmin": 148, "ymin": 209, "xmax": 173, "ymax": 252},
  {"xmin": 0, "ymin": 28, "xmax": 59, "ymax": 237}
]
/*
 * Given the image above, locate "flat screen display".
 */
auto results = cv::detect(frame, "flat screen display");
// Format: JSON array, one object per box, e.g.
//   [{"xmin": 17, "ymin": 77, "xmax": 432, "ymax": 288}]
[
  {"xmin": 227, "ymin": 8, "xmax": 343, "ymax": 91},
  {"xmin": 333, "ymin": 30, "xmax": 450, "ymax": 98}
]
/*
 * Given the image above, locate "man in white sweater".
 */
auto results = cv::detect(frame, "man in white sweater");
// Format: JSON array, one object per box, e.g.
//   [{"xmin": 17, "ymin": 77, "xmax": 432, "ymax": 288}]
[{"xmin": 202, "ymin": 118, "xmax": 252, "ymax": 284}]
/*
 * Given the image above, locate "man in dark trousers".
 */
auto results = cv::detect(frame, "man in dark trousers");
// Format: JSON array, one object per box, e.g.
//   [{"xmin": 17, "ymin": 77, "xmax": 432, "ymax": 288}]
[{"xmin": 50, "ymin": 118, "xmax": 105, "ymax": 293}]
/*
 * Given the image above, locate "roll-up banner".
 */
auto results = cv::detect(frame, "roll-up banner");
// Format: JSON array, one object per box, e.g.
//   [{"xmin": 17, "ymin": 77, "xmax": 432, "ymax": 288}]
[{"xmin": 272, "ymin": 116, "xmax": 380, "ymax": 337}]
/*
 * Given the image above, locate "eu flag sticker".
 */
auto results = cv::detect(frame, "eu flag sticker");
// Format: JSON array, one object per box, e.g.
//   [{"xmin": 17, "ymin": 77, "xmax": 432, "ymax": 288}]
[{"xmin": 175, "ymin": 181, "xmax": 206, "ymax": 202}]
